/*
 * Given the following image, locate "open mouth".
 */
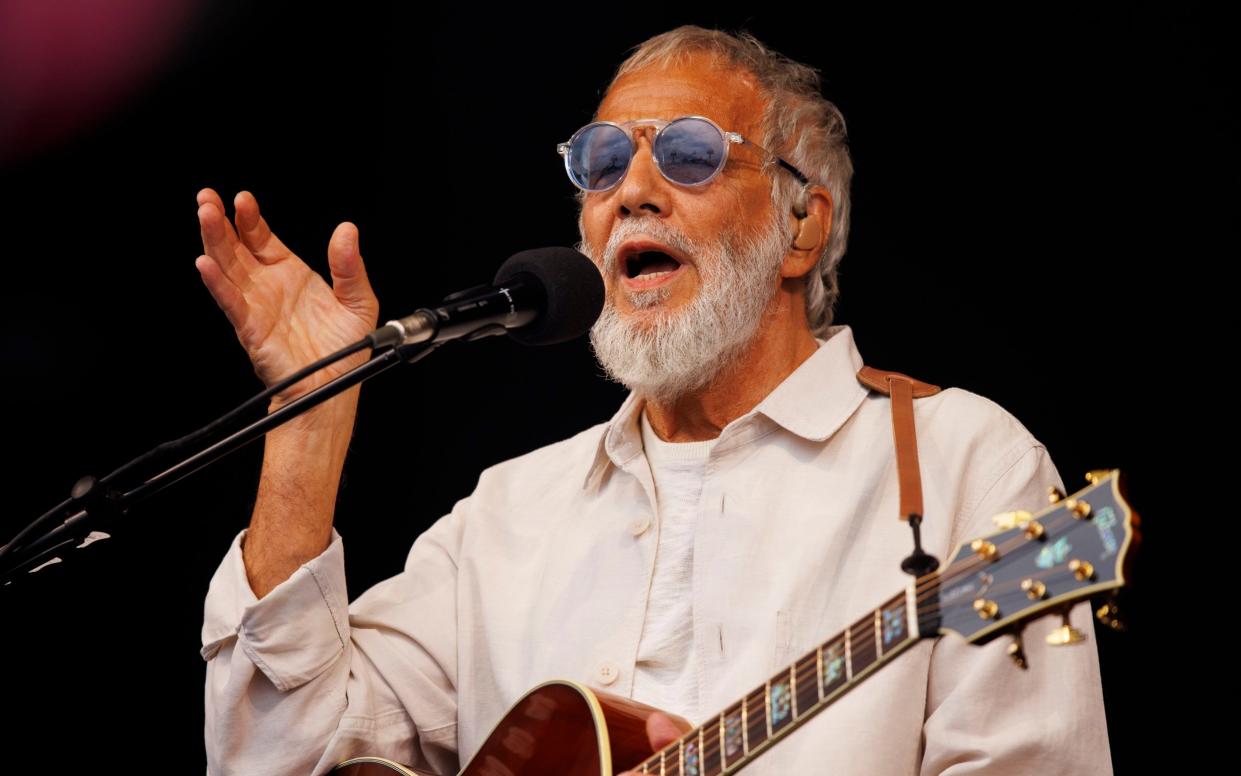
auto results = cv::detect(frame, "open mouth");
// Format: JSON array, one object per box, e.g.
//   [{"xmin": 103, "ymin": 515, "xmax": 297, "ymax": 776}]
[{"xmin": 623, "ymin": 250, "xmax": 684, "ymax": 286}]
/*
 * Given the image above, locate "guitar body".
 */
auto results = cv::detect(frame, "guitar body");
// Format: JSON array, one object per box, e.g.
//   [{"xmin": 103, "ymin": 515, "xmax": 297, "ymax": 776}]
[{"xmin": 334, "ymin": 679, "xmax": 664, "ymax": 775}]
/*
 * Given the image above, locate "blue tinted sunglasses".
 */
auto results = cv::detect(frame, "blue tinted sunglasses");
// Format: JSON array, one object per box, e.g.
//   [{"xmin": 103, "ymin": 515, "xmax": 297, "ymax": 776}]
[{"xmin": 557, "ymin": 115, "xmax": 810, "ymax": 193}]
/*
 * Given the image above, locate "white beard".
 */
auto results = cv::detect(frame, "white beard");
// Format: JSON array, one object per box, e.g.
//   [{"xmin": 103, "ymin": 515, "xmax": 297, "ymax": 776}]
[{"xmin": 580, "ymin": 206, "xmax": 791, "ymax": 404}]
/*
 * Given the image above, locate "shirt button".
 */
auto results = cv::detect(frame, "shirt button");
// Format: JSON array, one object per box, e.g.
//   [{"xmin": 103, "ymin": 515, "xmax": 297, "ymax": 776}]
[
  {"xmin": 596, "ymin": 661, "xmax": 620, "ymax": 685},
  {"xmin": 629, "ymin": 517, "xmax": 651, "ymax": 536}
]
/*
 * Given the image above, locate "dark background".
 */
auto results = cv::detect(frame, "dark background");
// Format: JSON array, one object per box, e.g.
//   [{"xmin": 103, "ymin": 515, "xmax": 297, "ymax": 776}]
[{"xmin": 0, "ymin": 1, "xmax": 1230, "ymax": 772}]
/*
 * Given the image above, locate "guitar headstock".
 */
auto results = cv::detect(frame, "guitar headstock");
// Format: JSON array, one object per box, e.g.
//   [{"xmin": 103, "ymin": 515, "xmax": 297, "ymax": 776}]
[{"xmin": 934, "ymin": 468, "xmax": 1140, "ymax": 648}]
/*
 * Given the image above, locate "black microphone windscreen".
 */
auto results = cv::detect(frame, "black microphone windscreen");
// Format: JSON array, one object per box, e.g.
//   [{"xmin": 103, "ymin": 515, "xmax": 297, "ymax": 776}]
[{"xmin": 493, "ymin": 247, "xmax": 604, "ymax": 346}]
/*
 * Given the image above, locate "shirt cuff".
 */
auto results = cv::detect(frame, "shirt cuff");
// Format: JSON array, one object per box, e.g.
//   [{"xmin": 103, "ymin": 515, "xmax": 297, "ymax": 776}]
[{"xmin": 200, "ymin": 526, "xmax": 349, "ymax": 693}]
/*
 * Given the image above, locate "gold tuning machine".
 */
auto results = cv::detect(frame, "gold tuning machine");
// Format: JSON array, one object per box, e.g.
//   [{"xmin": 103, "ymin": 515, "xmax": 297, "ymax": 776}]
[
  {"xmin": 1068, "ymin": 559, "xmax": 1095, "ymax": 581},
  {"xmin": 1084, "ymin": 469, "xmax": 1112, "ymax": 485},
  {"xmin": 991, "ymin": 510, "xmax": 1032, "ymax": 530},
  {"xmin": 1021, "ymin": 578, "xmax": 1047, "ymax": 600},
  {"xmin": 973, "ymin": 598, "xmax": 999, "ymax": 620},
  {"xmin": 991, "ymin": 511, "xmax": 1044, "ymax": 540},
  {"xmin": 971, "ymin": 539, "xmax": 999, "ymax": 561},
  {"xmin": 1065, "ymin": 498, "xmax": 1092, "ymax": 519},
  {"xmin": 1046, "ymin": 610, "xmax": 1087, "ymax": 646},
  {"xmin": 1047, "ymin": 486, "xmax": 1066, "ymax": 504}
]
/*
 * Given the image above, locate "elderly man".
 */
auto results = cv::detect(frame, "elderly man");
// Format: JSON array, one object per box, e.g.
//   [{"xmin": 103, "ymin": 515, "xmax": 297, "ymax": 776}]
[{"xmin": 198, "ymin": 26, "xmax": 1112, "ymax": 776}]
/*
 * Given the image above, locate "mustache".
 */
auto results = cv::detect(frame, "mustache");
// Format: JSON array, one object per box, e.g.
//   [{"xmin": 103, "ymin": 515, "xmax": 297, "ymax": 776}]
[{"xmin": 596, "ymin": 222, "xmax": 699, "ymax": 278}]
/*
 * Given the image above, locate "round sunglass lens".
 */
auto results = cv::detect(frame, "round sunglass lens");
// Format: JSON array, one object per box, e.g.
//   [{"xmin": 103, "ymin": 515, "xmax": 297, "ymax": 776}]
[
  {"xmin": 656, "ymin": 118, "xmax": 725, "ymax": 185},
  {"xmin": 568, "ymin": 124, "xmax": 631, "ymax": 191}
]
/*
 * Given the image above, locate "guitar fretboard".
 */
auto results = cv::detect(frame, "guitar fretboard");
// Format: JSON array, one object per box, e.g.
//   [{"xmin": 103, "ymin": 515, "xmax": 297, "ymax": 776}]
[{"xmin": 631, "ymin": 578, "xmax": 942, "ymax": 775}]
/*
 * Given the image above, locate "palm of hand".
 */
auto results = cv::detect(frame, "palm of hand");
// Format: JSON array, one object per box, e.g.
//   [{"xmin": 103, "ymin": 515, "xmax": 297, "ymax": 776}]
[{"xmin": 195, "ymin": 188, "xmax": 380, "ymax": 405}]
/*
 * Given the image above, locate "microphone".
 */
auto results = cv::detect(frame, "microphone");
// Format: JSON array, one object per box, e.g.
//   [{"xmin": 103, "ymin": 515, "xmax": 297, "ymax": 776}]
[{"xmin": 369, "ymin": 247, "xmax": 604, "ymax": 349}]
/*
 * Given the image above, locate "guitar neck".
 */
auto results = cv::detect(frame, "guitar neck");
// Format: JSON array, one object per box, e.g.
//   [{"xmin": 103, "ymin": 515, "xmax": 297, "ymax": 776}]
[{"xmin": 631, "ymin": 579, "xmax": 941, "ymax": 775}]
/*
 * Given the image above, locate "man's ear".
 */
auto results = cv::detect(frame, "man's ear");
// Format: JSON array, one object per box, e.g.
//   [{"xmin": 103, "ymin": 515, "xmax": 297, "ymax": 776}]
[{"xmin": 781, "ymin": 184, "xmax": 833, "ymax": 279}]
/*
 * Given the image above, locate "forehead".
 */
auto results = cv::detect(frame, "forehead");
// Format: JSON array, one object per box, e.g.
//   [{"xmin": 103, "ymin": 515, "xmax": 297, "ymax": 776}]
[{"xmin": 596, "ymin": 54, "xmax": 767, "ymax": 139}]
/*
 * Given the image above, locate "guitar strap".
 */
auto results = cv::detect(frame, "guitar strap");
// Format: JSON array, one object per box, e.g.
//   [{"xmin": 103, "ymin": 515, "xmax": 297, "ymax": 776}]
[{"xmin": 856, "ymin": 366, "xmax": 942, "ymax": 524}]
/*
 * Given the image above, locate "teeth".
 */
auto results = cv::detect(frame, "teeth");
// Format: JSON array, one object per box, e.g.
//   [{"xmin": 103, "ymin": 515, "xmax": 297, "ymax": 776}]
[{"xmin": 633, "ymin": 269, "xmax": 676, "ymax": 281}]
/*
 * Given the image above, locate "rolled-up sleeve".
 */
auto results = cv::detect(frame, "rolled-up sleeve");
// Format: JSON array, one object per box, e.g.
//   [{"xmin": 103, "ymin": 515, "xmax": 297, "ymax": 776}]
[
  {"xmin": 920, "ymin": 443, "xmax": 1114, "ymax": 775},
  {"xmin": 202, "ymin": 504, "xmax": 465, "ymax": 776}
]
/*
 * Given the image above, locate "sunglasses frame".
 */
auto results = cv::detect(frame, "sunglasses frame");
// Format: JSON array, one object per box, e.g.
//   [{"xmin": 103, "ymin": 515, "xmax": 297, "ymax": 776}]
[{"xmin": 557, "ymin": 115, "xmax": 810, "ymax": 193}]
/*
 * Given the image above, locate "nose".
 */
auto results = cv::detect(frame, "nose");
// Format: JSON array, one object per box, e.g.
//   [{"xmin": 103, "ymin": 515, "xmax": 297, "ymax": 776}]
[{"xmin": 614, "ymin": 126, "xmax": 671, "ymax": 219}]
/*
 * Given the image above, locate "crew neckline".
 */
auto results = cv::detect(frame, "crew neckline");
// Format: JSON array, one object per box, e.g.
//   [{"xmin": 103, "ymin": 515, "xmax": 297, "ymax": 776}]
[{"xmin": 640, "ymin": 409, "xmax": 718, "ymax": 464}]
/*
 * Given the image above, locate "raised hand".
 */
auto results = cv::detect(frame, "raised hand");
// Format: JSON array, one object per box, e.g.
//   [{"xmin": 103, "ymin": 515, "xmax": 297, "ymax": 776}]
[{"xmin": 194, "ymin": 188, "xmax": 380, "ymax": 417}]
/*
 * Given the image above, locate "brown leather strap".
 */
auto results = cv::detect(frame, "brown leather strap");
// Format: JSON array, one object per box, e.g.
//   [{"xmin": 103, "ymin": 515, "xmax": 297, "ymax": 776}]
[{"xmin": 856, "ymin": 366, "xmax": 942, "ymax": 523}]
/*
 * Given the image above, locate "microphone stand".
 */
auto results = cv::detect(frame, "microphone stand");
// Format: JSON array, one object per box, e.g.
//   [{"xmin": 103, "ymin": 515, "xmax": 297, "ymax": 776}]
[{"xmin": 0, "ymin": 327, "xmax": 501, "ymax": 593}]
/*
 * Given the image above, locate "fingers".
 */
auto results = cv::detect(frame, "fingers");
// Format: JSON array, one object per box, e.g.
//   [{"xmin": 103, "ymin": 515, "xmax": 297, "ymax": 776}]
[
  {"xmin": 197, "ymin": 187, "xmax": 257, "ymax": 288},
  {"xmin": 233, "ymin": 190, "xmax": 293, "ymax": 266},
  {"xmin": 615, "ymin": 714, "xmax": 694, "ymax": 776},
  {"xmin": 326, "ymin": 221, "xmax": 379, "ymax": 322},
  {"xmin": 645, "ymin": 711, "xmax": 693, "ymax": 750},
  {"xmin": 194, "ymin": 253, "xmax": 247, "ymax": 331}
]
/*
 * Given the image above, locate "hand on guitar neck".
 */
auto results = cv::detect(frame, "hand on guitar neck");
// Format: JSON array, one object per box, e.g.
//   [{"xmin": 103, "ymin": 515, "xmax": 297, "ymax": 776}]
[{"xmin": 616, "ymin": 711, "xmax": 694, "ymax": 776}]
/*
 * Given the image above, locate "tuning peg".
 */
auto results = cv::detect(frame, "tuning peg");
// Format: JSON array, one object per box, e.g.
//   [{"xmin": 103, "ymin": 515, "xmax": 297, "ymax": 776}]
[
  {"xmin": 1095, "ymin": 598, "xmax": 1126, "ymax": 632},
  {"xmin": 1065, "ymin": 498, "xmax": 1092, "ymax": 519},
  {"xmin": 1006, "ymin": 633, "xmax": 1028, "ymax": 669},
  {"xmin": 973, "ymin": 598, "xmax": 1000, "ymax": 620},
  {"xmin": 1045, "ymin": 610, "xmax": 1087, "ymax": 646},
  {"xmin": 991, "ymin": 510, "xmax": 1032, "ymax": 530},
  {"xmin": 1047, "ymin": 486, "xmax": 1066, "ymax": 504},
  {"xmin": 1068, "ymin": 559, "xmax": 1095, "ymax": 581},
  {"xmin": 1084, "ymin": 469, "xmax": 1112, "ymax": 486},
  {"xmin": 971, "ymin": 539, "xmax": 999, "ymax": 561},
  {"xmin": 1021, "ymin": 578, "xmax": 1047, "ymax": 600}
]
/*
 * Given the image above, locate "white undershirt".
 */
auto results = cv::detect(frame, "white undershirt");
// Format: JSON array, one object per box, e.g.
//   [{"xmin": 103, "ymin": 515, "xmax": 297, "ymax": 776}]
[{"xmin": 631, "ymin": 409, "xmax": 717, "ymax": 723}]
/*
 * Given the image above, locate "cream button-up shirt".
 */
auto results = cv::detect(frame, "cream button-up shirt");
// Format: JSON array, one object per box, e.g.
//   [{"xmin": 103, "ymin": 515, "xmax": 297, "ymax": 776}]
[{"xmin": 201, "ymin": 324, "xmax": 1113, "ymax": 775}]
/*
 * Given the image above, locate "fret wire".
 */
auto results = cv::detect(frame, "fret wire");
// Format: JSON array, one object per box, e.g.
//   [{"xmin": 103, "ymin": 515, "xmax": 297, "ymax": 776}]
[
  {"xmin": 817, "ymin": 644, "xmax": 824, "ymax": 703},
  {"xmin": 717, "ymin": 712, "xmax": 726, "ymax": 771},
  {"xmin": 874, "ymin": 607, "xmax": 883, "ymax": 658},
  {"xmin": 906, "ymin": 581, "xmax": 922, "ymax": 640},
  {"xmin": 844, "ymin": 626, "xmax": 853, "ymax": 681}
]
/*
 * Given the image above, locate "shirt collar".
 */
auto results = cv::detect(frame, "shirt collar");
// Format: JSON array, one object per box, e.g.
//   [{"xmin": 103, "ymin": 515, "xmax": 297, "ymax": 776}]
[{"xmin": 581, "ymin": 324, "xmax": 869, "ymax": 492}]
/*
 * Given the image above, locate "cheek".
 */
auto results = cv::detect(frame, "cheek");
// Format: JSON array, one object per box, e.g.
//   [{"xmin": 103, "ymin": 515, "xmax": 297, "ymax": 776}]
[{"xmin": 581, "ymin": 209, "xmax": 610, "ymax": 254}]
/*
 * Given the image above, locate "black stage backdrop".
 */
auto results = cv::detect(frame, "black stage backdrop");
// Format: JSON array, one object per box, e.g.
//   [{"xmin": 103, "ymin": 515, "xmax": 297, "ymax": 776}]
[{"xmin": 0, "ymin": 2, "xmax": 1230, "ymax": 772}]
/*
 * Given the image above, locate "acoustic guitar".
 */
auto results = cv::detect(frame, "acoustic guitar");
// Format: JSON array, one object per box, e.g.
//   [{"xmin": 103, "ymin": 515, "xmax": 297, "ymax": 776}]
[{"xmin": 334, "ymin": 468, "xmax": 1139, "ymax": 775}]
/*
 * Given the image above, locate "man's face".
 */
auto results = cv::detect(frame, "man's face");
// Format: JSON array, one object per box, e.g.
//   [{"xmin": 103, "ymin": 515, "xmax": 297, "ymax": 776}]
[
  {"xmin": 579, "ymin": 54, "xmax": 781, "ymax": 322},
  {"xmin": 578, "ymin": 54, "xmax": 793, "ymax": 401}
]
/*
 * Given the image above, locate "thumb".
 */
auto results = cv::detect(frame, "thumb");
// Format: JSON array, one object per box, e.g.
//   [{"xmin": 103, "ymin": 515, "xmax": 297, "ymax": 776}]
[
  {"xmin": 327, "ymin": 221, "xmax": 378, "ymax": 319},
  {"xmin": 645, "ymin": 710, "xmax": 693, "ymax": 752}
]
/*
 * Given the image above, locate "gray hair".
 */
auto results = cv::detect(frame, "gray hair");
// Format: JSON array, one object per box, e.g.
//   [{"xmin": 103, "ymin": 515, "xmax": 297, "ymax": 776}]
[{"xmin": 576, "ymin": 25, "xmax": 853, "ymax": 336}]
